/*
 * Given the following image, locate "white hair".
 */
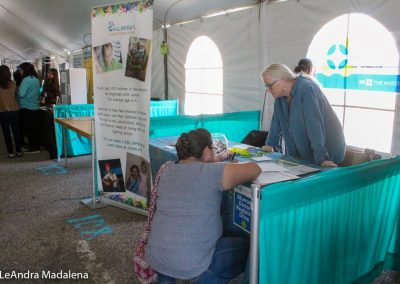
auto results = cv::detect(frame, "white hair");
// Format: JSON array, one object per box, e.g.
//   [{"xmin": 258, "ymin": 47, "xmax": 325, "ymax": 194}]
[{"xmin": 261, "ymin": 63, "xmax": 297, "ymax": 81}]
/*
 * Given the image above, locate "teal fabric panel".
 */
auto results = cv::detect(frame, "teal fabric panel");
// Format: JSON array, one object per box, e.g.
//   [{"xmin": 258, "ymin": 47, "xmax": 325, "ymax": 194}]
[
  {"xmin": 54, "ymin": 101, "xmax": 179, "ymax": 157},
  {"xmin": 150, "ymin": 115, "xmax": 201, "ymax": 138},
  {"xmin": 150, "ymin": 111, "xmax": 260, "ymax": 142},
  {"xmin": 201, "ymin": 111, "xmax": 259, "ymax": 142},
  {"xmin": 54, "ymin": 104, "xmax": 94, "ymax": 157},
  {"xmin": 259, "ymin": 157, "xmax": 400, "ymax": 284},
  {"xmin": 150, "ymin": 100, "xmax": 179, "ymax": 117}
]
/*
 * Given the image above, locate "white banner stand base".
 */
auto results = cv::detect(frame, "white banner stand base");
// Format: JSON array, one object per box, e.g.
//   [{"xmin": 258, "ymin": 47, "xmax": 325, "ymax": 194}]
[{"xmin": 81, "ymin": 197, "xmax": 109, "ymax": 210}]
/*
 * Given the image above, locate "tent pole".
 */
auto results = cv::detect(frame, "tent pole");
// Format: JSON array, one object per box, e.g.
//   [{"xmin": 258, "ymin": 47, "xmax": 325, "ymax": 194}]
[{"xmin": 163, "ymin": 27, "xmax": 169, "ymax": 100}]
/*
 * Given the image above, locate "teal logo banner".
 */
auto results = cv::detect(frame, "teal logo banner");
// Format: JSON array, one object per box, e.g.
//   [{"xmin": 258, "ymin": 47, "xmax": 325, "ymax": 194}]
[{"xmin": 317, "ymin": 73, "xmax": 400, "ymax": 93}]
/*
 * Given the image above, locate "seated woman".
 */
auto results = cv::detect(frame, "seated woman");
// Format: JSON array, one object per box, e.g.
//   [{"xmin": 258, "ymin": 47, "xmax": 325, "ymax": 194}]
[{"xmin": 145, "ymin": 128, "xmax": 261, "ymax": 283}]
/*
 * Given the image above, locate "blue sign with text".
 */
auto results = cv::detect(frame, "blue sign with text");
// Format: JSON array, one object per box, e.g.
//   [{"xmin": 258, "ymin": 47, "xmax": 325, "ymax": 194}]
[{"xmin": 233, "ymin": 185, "xmax": 252, "ymax": 233}]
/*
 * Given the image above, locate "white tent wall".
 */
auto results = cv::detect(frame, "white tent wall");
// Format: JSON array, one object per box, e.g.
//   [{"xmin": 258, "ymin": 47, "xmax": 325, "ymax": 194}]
[
  {"xmin": 151, "ymin": 0, "xmax": 400, "ymax": 154},
  {"xmin": 151, "ymin": 6, "xmax": 265, "ymax": 118},
  {"xmin": 261, "ymin": 0, "xmax": 400, "ymax": 153}
]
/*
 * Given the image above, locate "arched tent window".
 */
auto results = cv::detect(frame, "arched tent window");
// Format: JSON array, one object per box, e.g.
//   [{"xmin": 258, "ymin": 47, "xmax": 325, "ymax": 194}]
[
  {"xmin": 185, "ymin": 36, "xmax": 223, "ymax": 115},
  {"xmin": 307, "ymin": 13, "xmax": 399, "ymax": 153}
]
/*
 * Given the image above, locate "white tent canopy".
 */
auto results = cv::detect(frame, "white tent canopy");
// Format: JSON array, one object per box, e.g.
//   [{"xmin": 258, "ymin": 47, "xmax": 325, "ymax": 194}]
[
  {"xmin": 0, "ymin": 0, "xmax": 399, "ymax": 154},
  {"xmin": 0, "ymin": 0, "xmax": 259, "ymax": 62}
]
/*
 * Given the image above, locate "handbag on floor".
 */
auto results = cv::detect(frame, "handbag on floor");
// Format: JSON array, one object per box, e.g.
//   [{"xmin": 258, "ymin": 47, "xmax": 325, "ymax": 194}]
[{"xmin": 133, "ymin": 161, "xmax": 173, "ymax": 283}]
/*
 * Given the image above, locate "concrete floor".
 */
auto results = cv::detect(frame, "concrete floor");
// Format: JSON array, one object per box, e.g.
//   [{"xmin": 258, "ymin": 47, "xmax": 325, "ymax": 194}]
[
  {"xmin": 0, "ymin": 141, "xmax": 146, "ymax": 283},
  {"xmin": 2, "ymin": 136, "xmax": 399, "ymax": 284}
]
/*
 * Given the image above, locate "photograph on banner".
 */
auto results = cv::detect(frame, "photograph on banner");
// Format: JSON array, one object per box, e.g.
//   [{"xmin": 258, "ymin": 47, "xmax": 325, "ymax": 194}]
[
  {"xmin": 125, "ymin": 152, "xmax": 151, "ymax": 201},
  {"xmin": 93, "ymin": 41, "xmax": 123, "ymax": 74},
  {"xmin": 98, "ymin": 159, "xmax": 125, "ymax": 192},
  {"xmin": 125, "ymin": 36, "xmax": 151, "ymax": 81}
]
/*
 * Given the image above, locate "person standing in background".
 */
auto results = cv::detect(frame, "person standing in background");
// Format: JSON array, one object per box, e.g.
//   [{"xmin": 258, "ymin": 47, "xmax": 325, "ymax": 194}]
[
  {"xmin": 17, "ymin": 62, "xmax": 41, "ymax": 154},
  {"xmin": 0, "ymin": 65, "xmax": 22, "ymax": 158},
  {"xmin": 41, "ymin": 68, "xmax": 60, "ymax": 105},
  {"xmin": 294, "ymin": 58, "xmax": 315, "ymax": 76},
  {"xmin": 13, "ymin": 69, "xmax": 23, "ymax": 87}
]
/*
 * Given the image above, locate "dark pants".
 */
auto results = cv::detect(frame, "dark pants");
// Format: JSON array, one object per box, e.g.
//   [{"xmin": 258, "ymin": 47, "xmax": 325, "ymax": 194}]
[
  {"xmin": 19, "ymin": 108, "xmax": 40, "ymax": 151},
  {"xmin": 158, "ymin": 237, "xmax": 250, "ymax": 284},
  {"xmin": 0, "ymin": 111, "xmax": 22, "ymax": 154}
]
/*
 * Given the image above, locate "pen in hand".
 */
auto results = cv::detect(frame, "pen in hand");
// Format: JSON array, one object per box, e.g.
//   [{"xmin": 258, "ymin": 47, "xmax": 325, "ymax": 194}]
[{"xmin": 230, "ymin": 152, "xmax": 236, "ymax": 161}]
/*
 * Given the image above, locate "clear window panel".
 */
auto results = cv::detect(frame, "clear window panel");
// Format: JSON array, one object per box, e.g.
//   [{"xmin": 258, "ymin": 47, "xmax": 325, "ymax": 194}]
[
  {"xmin": 185, "ymin": 93, "xmax": 222, "ymax": 115},
  {"xmin": 185, "ymin": 36, "xmax": 223, "ymax": 115},
  {"xmin": 346, "ymin": 89, "xmax": 396, "ymax": 110},
  {"xmin": 202, "ymin": 94, "xmax": 223, "ymax": 114},
  {"xmin": 344, "ymin": 108, "xmax": 394, "ymax": 153},
  {"xmin": 332, "ymin": 106, "xmax": 344, "ymax": 127},
  {"xmin": 185, "ymin": 93, "xmax": 204, "ymax": 115},
  {"xmin": 185, "ymin": 36, "xmax": 222, "ymax": 68},
  {"xmin": 323, "ymin": 88, "xmax": 345, "ymax": 106},
  {"xmin": 185, "ymin": 69, "xmax": 203, "ymax": 93},
  {"xmin": 202, "ymin": 69, "xmax": 223, "ymax": 95}
]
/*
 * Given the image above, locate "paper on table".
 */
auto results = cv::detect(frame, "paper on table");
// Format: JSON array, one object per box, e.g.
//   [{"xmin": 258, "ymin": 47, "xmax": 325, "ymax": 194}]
[
  {"xmin": 251, "ymin": 156, "xmax": 273, "ymax": 162},
  {"xmin": 288, "ymin": 165, "xmax": 320, "ymax": 176},
  {"xmin": 253, "ymin": 171, "xmax": 299, "ymax": 186},
  {"xmin": 230, "ymin": 144, "xmax": 249, "ymax": 149},
  {"xmin": 163, "ymin": 145, "xmax": 175, "ymax": 150},
  {"xmin": 258, "ymin": 162, "xmax": 289, "ymax": 172}
]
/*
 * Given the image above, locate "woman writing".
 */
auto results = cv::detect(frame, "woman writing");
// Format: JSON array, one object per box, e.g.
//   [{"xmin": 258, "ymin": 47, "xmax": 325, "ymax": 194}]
[
  {"xmin": 261, "ymin": 63, "xmax": 346, "ymax": 166},
  {"xmin": 145, "ymin": 128, "xmax": 261, "ymax": 283}
]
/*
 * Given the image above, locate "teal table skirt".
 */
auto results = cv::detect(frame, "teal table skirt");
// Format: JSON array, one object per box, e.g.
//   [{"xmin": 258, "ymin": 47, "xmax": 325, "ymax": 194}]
[
  {"xmin": 149, "ymin": 110, "xmax": 260, "ymax": 142},
  {"xmin": 54, "ymin": 100, "xmax": 179, "ymax": 157},
  {"xmin": 54, "ymin": 104, "xmax": 94, "ymax": 157},
  {"xmin": 259, "ymin": 156, "xmax": 400, "ymax": 284}
]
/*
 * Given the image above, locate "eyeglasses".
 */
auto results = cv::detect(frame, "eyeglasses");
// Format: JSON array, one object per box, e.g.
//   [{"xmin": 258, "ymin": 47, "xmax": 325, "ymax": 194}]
[{"xmin": 265, "ymin": 79, "xmax": 279, "ymax": 90}]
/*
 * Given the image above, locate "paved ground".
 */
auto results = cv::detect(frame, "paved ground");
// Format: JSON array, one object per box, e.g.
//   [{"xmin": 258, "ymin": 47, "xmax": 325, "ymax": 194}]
[
  {"xmin": 1, "ymin": 135, "xmax": 400, "ymax": 284},
  {"xmin": 0, "ymin": 140, "xmax": 146, "ymax": 283}
]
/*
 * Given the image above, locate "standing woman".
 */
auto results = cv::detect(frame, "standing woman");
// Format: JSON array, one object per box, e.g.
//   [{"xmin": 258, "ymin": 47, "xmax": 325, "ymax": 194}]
[
  {"xmin": 145, "ymin": 128, "xmax": 261, "ymax": 283},
  {"xmin": 261, "ymin": 63, "xmax": 346, "ymax": 166},
  {"xmin": 0, "ymin": 65, "xmax": 22, "ymax": 158},
  {"xmin": 17, "ymin": 62, "xmax": 41, "ymax": 154},
  {"xmin": 41, "ymin": 68, "xmax": 60, "ymax": 105}
]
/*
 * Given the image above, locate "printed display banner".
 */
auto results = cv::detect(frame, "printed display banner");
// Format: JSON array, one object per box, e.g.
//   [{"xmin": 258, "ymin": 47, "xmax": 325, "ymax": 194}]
[
  {"xmin": 92, "ymin": 1, "xmax": 154, "ymax": 214},
  {"xmin": 233, "ymin": 185, "xmax": 252, "ymax": 233}
]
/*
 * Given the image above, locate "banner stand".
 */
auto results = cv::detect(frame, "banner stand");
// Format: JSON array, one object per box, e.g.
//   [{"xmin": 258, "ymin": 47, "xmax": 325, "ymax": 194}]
[
  {"xmin": 249, "ymin": 184, "xmax": 261, "ymax": 284},
  {"xmin": 81, "ymin": 118, "xmax": 108, "ymax": 210},
  {"xmin": 98, "ymin": 197, "xmax": 148, "ymax": 216},
  {"xmin": 92, "ymin": 2, "xmax": 154, "ymax": 214}
]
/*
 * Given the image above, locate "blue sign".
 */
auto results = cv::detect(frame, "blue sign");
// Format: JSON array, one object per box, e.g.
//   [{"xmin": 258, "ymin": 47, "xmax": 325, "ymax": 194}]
[{"xmin": 233, "ymin": 185, "xmax": 252, "ymax": 233}]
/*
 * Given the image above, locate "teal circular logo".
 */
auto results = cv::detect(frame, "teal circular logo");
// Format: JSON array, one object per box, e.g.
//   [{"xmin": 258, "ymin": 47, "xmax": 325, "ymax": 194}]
[{"xmin": 326, "ymin": 44, "xmax": 348, "ymax": 70}]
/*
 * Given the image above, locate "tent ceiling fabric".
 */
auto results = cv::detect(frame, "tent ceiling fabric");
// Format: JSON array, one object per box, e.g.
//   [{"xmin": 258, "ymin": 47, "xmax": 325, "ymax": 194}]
[{"xmin": 0, "ymin": 0, "xmax": 258, "ymax": 63}]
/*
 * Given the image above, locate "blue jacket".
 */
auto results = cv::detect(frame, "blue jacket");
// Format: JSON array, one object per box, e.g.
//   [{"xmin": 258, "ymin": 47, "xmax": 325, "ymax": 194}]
[
  {"xmin": 18, "ymin": 76, "xmax": 40, "ymax": 110},
  {"xmin": 266, "ymin": 75, "xmax": 346, "ymax": 165}
]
